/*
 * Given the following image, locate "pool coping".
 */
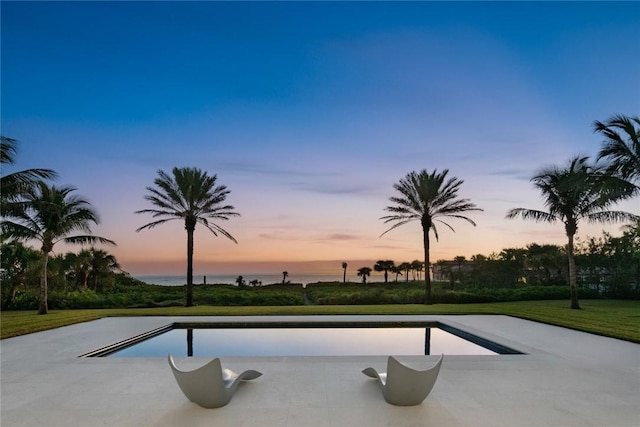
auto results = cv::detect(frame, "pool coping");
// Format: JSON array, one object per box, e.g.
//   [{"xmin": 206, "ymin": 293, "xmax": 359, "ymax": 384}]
[{"xmin": 79, "ymin": 319, "xmax": 524, "ymax": 357}]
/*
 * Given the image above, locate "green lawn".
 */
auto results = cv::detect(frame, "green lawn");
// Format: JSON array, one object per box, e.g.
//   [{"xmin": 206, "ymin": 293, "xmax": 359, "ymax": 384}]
[{"xmin": 1, "ymin": 299, "xmax": 639, "ymax": 342}]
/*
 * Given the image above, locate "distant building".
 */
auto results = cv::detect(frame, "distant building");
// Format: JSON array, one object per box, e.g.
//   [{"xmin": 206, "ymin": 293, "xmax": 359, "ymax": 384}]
[{"xmin": 432, "ymin": 260, "xmax": 475, "ymax": 281}]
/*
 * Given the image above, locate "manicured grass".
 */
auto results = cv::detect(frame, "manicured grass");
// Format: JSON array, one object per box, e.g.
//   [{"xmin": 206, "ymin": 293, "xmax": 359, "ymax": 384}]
[{"xmin": 1, "ymin": 299, "xmax": 639, "ymax": 342}]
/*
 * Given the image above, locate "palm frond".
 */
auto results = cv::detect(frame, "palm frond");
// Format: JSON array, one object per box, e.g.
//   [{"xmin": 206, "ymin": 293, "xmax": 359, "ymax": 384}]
[
  {"xmin": 136, "ymin": 167, "xmax": 239, "ymax": 242},
  {"xmin": 200, "ymin": 220, "xmax": 238, "ymax": 243},
  {"xmin": 379, "ymin": 218, "xmax": 416, "ymax": 237},
  {"xmin": 585, "ymin": 210, "xmax": 639, "ymax": 225},
  {"xmin": 506, "ymin": 208, "xmax": 557, "ymax": 223},
  {"xmin": 135, "ymin": 218, "xmax": 178, "ymax": 231},
  {"xmin": 1, "ymin": 136, "xmax": 18, "ymax": 164},
  {"xmin": 62, "ymin": 235, "xmax": 117, "ymax": 246},
  {"xmin": 430, "ymin": 222, "xmax": 440, "ymax": 241},
  {"xmin": 594, "ymin": 114, "xmax": 640, "ymax": 182},
  {"xmin": 0, "ymin": 219, "xmax": 44, "ymax": 242},
  {"xmin": 381, "ymin": 169, "xmax": 481, "ymax": 239}
]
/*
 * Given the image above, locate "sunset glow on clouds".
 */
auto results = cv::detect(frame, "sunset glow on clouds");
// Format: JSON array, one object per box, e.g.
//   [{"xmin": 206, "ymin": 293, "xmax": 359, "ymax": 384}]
[{"xmin": 2, "ymin": 2, "xmax": 638, "ymax": 276}]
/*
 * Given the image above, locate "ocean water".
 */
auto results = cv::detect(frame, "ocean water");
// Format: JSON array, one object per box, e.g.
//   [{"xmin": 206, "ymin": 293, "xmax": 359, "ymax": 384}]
[{"xmin": 135, "ymin": 274, "xmax": 387, "ymax": 286}]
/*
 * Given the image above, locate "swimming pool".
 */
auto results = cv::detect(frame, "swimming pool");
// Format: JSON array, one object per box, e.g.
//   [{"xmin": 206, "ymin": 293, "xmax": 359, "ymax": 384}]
[{"xmin": 82, "ymin": 321, "xmax": 522, "ymax": 357}]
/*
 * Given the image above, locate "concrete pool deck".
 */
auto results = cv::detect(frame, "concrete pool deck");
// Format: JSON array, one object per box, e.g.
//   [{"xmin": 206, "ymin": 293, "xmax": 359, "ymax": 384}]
[{"xmin": 1, "ymin": 315, "xmax": 639, "ymax": 426}]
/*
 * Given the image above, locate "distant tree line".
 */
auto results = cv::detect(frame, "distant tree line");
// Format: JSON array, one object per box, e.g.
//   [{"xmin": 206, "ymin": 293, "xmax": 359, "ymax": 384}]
[
  {"xmin": 0, "ymin": 241, "xmax": 129, "ymax": 309},
  {"xmin": 348, "ymin": 220, "xmax": 639, "ymax": 299},
  {"xmin": 350, "ymin": 260, "xmax": 426, "ymax": 284},
  {"xmin": 431, "ymin": 224, "xmax": 639, "ymax": 298}
]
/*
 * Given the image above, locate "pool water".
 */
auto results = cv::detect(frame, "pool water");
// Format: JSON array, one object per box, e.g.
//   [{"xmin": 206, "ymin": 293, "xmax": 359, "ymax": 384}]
[{"xmin": 102, "ymin": 325, "xmax": 518, "ymax": 357}]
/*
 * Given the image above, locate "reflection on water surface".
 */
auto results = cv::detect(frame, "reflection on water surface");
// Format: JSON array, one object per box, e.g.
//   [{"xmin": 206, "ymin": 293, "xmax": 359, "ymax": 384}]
[{"xmin": 110, "ymin": 327, "xmax": 500, "ymax": 357}]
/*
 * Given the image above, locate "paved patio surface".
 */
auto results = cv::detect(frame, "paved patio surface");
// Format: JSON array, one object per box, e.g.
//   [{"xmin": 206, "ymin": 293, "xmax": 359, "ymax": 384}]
[{"xmin": 1, "ymin": 315, "xmax": 639, "ymax": 426}]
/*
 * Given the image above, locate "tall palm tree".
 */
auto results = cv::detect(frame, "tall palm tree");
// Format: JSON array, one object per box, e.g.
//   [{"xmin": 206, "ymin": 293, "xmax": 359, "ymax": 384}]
[
  {"xmin": 1, "ymin": 136, "xmax": 57, "ymax": 216},
  {"xmin": 373, "ymin": 260, "xmax": 395, "ymax": 283},
  {"xmin": 381, "ymin": 169, "xmax": 482, "ymax": 304},
  {"xmin": 357, "ymin": 266, "xmax": 372, "ymax": 283},
  {"xmin": 0, "ymin": 182, "xmax": 115, "ymax": 314},
  {"xmin": 506, "ymin": 156, "xmax": 638, "ymax": 309},
  {"xmin": 136, "ymin": 167, "xmax": 239, "ymax": 307},
  {"xmin": 282, "ymin": 271, "xmax": 288, "ymax": 284},
  {"xmin": 594, "ymin": 114, "xmax": 640, "ymax": 184},
  {"xmin": 342, "ymin": 262, "xmax": 348, "ymax": 283}
]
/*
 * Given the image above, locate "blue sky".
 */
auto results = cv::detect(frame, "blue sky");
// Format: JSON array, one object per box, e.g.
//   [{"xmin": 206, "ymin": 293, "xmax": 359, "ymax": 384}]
[{"xmin": 2, "ymin": 1, "xmax": 639, "ymax": 276}]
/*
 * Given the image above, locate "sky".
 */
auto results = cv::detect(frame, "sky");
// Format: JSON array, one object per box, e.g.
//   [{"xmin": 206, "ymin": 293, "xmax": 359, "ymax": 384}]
[{"xmin": 1, "ymin": 1, "xmax": 639, "ymax": 277}]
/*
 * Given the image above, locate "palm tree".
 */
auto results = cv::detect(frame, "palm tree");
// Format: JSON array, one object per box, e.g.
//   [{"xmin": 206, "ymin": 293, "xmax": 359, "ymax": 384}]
[
  {"xmin": 390, "ymin": 265, "xmax": 402, "ymax": 282},
  {"xmin": 1, "ymin": 136, "xmax": 57, "ymax": 216},
  {"xmin": 381, "ymin": 169, "xmax": 482, "ymax": 304},
  {"xmin": 1, "ymin": 182, "xmax": 115, "ymax": 314},
  {"xmin": 594, "ymin": 114, "xmax": 639, "ymax": 184},
  {"xmin": 398, "ymin": 262, "xmax": 412, "ymax": 282},
  {"xmin": 506, "ymin": 156, "xmax": 638, "ymax": 309},
  {"xmin": 357, "ymin": 266, "xmax": 372, "ymax": 283},
  {"xmin": 68, "ymin": 249, "xmax": 93, "ymax": 291},
  {"xmin": 87, "ymin": 248, "xmax": 120, "ymax": 292},
  {"xmin": 342, "ymin": 262, "xmax": 348, "ymax": 283},
  {"xmin": 411, "ymin": 259, "xmax": 424, "ymax": 280},
  {"xmin": 0, "ymin": 240, "xmax": 40, "ymax": 308},
  {"xmin": 136, "ymin": 167, "xmax": 239, "ymax": 307},
  {"xmin": 453, "ymin": 255, "xmax": 468, "ymax": 285},
  {"xmin": 282, "ymin": 271, "xmax": 288, "ymax": 284},
  {"xmin": 373, "ymin": 260, "xmax": 395, "ymax": 283}
]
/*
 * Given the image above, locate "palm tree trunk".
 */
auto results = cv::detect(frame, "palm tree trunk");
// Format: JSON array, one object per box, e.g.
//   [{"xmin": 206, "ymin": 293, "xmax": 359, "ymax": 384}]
[
  {"xmin": 38, "ymin": 251, "xmax": 49, "ymax": 315},
  {"xmin": 186, "ymin": 226, "xmax": 195, "ymax": 307},
  {"xmin": 82, "ymin": 272, "xmax": 89, "ymax": 291},
  {"xmin": 567, "ymin": 233, "xmax": 580, "ymax": 309},
  {"xmin": 423, "ymin": 226, "xmax": 432, "ymax": 305}
]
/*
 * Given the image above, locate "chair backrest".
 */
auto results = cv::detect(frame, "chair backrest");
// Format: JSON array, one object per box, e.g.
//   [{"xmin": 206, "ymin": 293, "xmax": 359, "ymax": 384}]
[
  {"xmin": 168, "ymin": 355, "xmax": 231, "ymax": 408},
  {"xmin": 383, "ymin": 355, "xmax": 443, "ymax": 406}
]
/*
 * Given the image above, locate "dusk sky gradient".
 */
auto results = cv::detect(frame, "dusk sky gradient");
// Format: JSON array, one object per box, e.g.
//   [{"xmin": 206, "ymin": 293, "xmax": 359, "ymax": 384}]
[{"xmin": 2, "ymin": 1, "xmax": 639, "ymax": 277}]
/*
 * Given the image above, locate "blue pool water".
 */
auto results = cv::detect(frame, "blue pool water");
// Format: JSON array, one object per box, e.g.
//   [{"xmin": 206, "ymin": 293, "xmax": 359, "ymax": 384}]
[{"xmin": 94, "ymin": 324, "xmax": 521, "ymax": 357}]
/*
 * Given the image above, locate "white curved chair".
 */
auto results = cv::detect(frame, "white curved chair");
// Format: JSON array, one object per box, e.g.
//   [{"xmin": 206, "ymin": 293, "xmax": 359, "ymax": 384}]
[
  {"xmin": 168, "ymin": 355, "xmax": 262, "ymax": 408},
  {"xmin": 362, "ymin": 354, "xmax": 443, "ymax": 406}
]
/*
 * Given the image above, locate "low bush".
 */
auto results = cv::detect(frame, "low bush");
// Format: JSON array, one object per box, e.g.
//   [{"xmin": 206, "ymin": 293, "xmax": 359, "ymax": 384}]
[
  {"xmin": 193, "ymin": 284, "xmax": 305, "ymax": 306},
  {"xmin": 4, "ymin": 290, "xmax": 39, "ymax": 310},
  {"xmin": 44, "ymin": 283, "xmax": 305, "ymax": 309},
  {"xmin": 308, "ymin": 283, "xmax": 599, "ymax": 305},
  {"xmin": 1, "ymin": 279, "xmax": 601, "ymax": 310}
]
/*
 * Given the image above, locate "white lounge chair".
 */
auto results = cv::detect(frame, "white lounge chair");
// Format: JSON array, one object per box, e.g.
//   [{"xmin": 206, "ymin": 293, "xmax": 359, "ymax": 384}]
[
  {"xmin": 168, "ymin": 354, "xmax": 262, "ymax": 408},
  {"xmin": 362, "ymin": 354, "xmax": 443, "ymax": 406}
]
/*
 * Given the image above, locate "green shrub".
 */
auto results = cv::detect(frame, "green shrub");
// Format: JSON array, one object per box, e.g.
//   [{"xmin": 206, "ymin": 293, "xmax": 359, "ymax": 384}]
[
  {"xmin": 5, "ymin": 289, "xmax": 38, "ymax": 310},
  {"xmin": 308, "ymin": 283, "xmax": 600, "ymax": 305}
]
